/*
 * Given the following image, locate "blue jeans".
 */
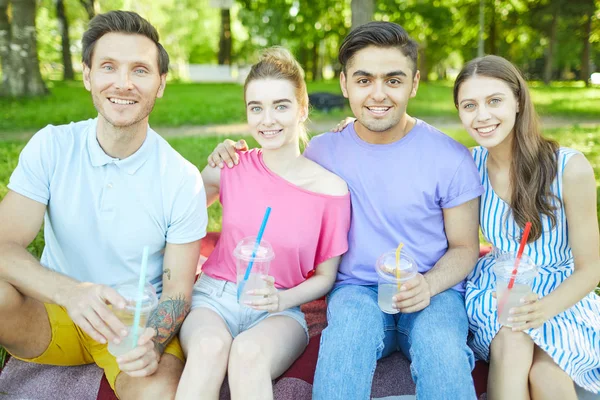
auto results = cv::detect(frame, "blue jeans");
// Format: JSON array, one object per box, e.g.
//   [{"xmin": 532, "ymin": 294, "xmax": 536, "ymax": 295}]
[{"xmin": 312, "ymin": 285, "xmax": 476, "ymax": 400}]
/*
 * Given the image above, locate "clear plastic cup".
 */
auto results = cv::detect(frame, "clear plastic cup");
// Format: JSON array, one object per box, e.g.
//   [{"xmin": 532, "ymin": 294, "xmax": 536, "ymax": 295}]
[
  {"xmin": 494, "ymin": 252, "xmax": 538, "ymax": 327},
  {"xmin": 107, "ymin": 281, "xmax": 158, "ymax": 357},
  {"xmin": 233, "ymin": 236, "xmax": 275, "ymax": 304},
  {"xmin": 375, "ymin": 251, "xmax": 418, "ymax": 314}
]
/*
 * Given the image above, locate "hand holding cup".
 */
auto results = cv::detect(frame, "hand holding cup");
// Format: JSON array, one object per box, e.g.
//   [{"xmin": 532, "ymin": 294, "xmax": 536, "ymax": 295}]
[
  {"xmin": 60, "ymin": 282, "xmax": 128, "ymax": 345},
  {"xmin": 116, "ymin": 327, "xmax": 161, "ymax": 378},
  {"xmin": 244, "ymin": 275, "xmax": 281, "ymax": 313}
]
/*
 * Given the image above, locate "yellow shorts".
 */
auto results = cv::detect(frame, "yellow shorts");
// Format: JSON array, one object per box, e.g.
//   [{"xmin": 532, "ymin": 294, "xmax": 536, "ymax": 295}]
[{"xmin": 9, "ymin": 303, "xmax": 184, "ymax": 393}]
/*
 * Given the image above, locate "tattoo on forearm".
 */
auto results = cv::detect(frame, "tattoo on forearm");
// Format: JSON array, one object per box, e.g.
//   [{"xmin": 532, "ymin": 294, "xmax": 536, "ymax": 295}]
[
  {"xmin": 163, "ymin": 268, "xmax": 171, "ymax": 280},
  {"xmin": 147, "ymin": 294, "xmax": 189, "ymax": 354}
]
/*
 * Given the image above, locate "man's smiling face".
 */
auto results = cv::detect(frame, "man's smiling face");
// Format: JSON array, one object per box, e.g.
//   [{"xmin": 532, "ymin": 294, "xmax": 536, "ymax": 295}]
[{"xmin": 340, "ymin": 45, "xmax": 419, "ymax": 142}]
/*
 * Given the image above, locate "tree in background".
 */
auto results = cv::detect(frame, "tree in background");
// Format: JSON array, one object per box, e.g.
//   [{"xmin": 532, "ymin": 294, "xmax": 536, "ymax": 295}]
[
  {"xmin": 238, "ymin": 0, "xmax": 348, "ymax": 80},
  {"xmin": 351, "ymin": 0, "xmax": 374, "ymax": 30},
  {"xmin": 0, "ymin": 0, "xmax": 47, "ymax": 96},
  {"xmin": 56, "ymin": 0, "xmax": 74, "ymax": 80},
  {"xmin": 79, "ymin": 0, "xmax": 94, "ymax": 19},
  {"xmin": 218, "ymin": 7, "xmax": 232, "ymax": 65}
]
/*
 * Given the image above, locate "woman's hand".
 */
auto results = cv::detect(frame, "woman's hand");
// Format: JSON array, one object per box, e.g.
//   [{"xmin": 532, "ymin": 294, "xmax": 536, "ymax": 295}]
[
  {"xmin": 243, "ymin": 276, "xmax": 281, "ymax": 313},
  {"xmin": 494, "ymin": 291, "xmax": 548, "ymax": 331}
]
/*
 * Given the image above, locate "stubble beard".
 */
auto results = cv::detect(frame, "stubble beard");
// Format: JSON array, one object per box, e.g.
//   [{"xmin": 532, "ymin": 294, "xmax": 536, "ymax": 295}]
[
  {"xmin": 358, "ymin": 111, "xmax": 401, "ymax": 133},
  {"xmin": 92, "ymin": 90, "xmax": 157, "ymax": 130}
]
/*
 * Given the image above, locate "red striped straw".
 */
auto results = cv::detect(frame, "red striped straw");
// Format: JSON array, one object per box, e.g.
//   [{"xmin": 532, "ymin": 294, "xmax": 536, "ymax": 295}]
[{"xmin": 497, "ymin": 222, "xmax": 532, "ymax": 317}]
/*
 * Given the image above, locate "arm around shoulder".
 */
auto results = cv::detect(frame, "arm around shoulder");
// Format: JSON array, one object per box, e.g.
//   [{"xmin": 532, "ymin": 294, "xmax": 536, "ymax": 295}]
[{"xmin": 201, "ymin": 163, "xmax": 222, "ymax": 206}]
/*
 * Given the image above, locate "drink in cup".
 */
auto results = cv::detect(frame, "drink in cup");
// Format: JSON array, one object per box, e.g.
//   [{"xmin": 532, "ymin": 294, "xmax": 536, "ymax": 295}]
[
  {"xmin": 107, "ymin": 281, "xmax": 158, "ymax": 357},
  {"xmin": 494, "ymin": 252, "xmax": 538, "ymax": 327},
  {"xmin": 233, "ymin": 236, "xmax": 275, "ymax": 305},
  {"xmin": 375, "ymin": 251, "xmax": 417, "ymax": 314}
]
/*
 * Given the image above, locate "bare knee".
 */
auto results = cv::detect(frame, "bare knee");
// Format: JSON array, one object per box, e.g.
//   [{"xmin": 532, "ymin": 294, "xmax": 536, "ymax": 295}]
[
  {"xmin": 490, "ymin": 327, "xmax": 533, "ymax": 363},
  {"xmin": 186, "ymin": 331, "xmax": 232, "ymax": 361},
  {"xmin": 229, "ymin": 337, "xmax": 268, "ymax": 369}
]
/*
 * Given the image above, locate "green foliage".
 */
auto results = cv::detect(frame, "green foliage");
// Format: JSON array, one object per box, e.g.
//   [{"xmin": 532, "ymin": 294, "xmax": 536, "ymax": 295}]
[
  {"xmin": 1, "ymin": 81, "xmax": 599, "ymax": 135},
  {"xmin": 0, "ymin": 345, "xmax": 6, "ymax": 369}
]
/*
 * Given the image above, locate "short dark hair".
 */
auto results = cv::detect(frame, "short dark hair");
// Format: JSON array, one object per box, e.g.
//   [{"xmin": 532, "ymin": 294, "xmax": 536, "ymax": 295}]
[
  {"xmin": 82, "ymin": 10, "xmax": 169, "ymax": 75},
  {"xmin": 339, "ymin": 22, "xmax": 418, "ymax": 75}
]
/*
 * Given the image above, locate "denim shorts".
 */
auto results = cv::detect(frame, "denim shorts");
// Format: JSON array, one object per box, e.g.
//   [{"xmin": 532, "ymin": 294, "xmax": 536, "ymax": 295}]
[{"xmin": 191, "ymin": 273, "xmax": 309, "ymax": 342}]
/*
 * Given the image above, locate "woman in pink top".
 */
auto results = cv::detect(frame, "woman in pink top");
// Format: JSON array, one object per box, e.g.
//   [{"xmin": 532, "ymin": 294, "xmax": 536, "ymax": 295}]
[{"xmin": 175, "ymin": 47, "xmax": 351, "ymax": 400}]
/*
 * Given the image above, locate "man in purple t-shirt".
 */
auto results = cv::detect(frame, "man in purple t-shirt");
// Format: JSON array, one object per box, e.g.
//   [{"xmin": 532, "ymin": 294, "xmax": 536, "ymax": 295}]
[{"xmin": 208, "ymin": 22, "xmax": 483, "ymax": 400}]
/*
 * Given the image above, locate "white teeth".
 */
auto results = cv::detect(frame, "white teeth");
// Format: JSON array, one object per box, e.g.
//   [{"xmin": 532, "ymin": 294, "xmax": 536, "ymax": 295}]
[
  {"xmin": 261, "ymin": 130, "xmax": 281, "ymax": 137},
  {"xmin": 109, "ymin": 98, "xmax": 136, "ymax": 105},
  {"xmin": 477, "ymin": 125, "xmax": 497, "ymax": 134},
  {"xmin": 368, "ymin": 107, "xmax": 390, "ymax": 112}
]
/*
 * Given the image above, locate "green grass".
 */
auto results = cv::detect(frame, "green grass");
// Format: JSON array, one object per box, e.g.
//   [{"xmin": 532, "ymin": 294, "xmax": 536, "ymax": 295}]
[
  {"xmin": 1, "ymin": 124, "xmax": 599, "ymax": 258},
  {"xmin": 1, "ymin": 80, "xmax": 599, "ymax": 136},
  {"xmin": 0, "ymin": 345, "xmax": 6, "ymax": 369}
]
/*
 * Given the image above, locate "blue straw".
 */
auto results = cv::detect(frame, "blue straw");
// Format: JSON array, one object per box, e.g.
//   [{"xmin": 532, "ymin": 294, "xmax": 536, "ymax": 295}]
[
  {"xmin": 237, "ymin": 207, "xmax": 272, "ymax": 301},
  {"xmin": 131, "ymin": 246, "xmax": 149, "ymax": 349}
]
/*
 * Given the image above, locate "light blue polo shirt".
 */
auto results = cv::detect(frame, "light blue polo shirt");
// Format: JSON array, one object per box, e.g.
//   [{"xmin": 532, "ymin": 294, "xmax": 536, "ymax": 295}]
[{"xmin": 8, "ymin": 119, "xmax": 207, "ymax": 296}]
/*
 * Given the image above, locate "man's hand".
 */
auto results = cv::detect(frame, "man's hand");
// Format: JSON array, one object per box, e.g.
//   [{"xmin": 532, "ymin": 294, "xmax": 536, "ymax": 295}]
[
  {"xmin": 116, "ymin": 327, "xmax": 161, "ymax": 378},
  {"xmin": 392, "ymin": 273, "xmax": 432, "ymax": 313},
  {"xmin": 59, "ymin": 282, "xmax": 128, "ymax": 344},
  {"xmin": 207, "ymin": 139, "xmax": 248, "ymax": 169},
  {"xmin": 331, "ymin": 117, "xmax": 356, "ymax": 132}
]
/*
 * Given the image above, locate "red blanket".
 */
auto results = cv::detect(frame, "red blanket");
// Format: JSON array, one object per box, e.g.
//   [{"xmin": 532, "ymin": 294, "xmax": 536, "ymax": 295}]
[{"xmin": 0, "ymin": 233, "xmax": 493, "ymax": 400}]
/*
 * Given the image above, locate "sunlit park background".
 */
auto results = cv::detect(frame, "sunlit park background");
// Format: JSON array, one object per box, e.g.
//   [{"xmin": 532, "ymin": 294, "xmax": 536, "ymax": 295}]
[{"xmin": 0, "ymin": 0, "xmax": 599, "ymax": 365}]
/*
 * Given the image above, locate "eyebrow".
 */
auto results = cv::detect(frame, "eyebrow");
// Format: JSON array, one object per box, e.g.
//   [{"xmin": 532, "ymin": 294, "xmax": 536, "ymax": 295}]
[
  {"xmin": 247, "ymin": 99, "xmax": 292, "ymax": 106},
  {"xmin": 352, "ymin": 70, "xmax": 407, "ymax": 78},
  {"xmin": 459, "ymin": 92, "xmax": 508, "ymax": 105},
  {"xmin": 97, "ymin": 57, "xmax": 153, "ymax": 69}
]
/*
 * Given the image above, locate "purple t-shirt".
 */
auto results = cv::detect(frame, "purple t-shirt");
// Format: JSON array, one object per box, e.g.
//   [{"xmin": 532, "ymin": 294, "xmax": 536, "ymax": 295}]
[{"xmin": 303, "ymin": 119, "xmax": 484, "ymax": 291}]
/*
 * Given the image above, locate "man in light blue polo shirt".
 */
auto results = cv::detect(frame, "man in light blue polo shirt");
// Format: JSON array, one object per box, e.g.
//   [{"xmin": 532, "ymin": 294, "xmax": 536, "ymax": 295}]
[{"xmin": 0, "ymin": 11, "xmax": 206, "ymax": 399}]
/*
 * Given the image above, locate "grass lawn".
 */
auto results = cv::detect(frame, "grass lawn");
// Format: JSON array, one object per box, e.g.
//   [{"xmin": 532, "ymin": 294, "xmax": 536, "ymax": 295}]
[
  {"xmin": 1, "ymin": 80, "xmax": 599, "ymax": 135},
  {"xmin": 0, "ymin": 124, "xmax": 599, "ymax": 259}
]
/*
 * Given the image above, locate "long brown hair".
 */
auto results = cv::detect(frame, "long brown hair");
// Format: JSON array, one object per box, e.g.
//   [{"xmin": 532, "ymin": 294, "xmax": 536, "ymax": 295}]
[
  {"xmin": 453, "ymin": 55, "xmax": 560, "ymax": 242},
  {"xmin": 244, "ymin": 47, "xmax": 309, "ymax": 145}
]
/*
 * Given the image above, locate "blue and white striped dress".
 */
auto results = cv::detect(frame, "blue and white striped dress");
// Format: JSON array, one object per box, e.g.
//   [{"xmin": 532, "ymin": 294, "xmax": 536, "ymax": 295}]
[{"xmin": 466, "ymin": 146, "xmax": 600, "ymax": 394}]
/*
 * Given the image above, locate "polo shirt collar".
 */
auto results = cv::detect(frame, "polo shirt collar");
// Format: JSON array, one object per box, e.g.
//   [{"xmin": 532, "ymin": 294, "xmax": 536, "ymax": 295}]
[{"xmin": 87, "ymin": 119, "xmax": 157, "ymax": 175}]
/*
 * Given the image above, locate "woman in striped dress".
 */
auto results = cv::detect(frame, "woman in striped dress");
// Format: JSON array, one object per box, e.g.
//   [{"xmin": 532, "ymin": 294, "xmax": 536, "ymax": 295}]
[{"xmin": 454, "ymin": 55, "xmax": 600, "ymax": 399}]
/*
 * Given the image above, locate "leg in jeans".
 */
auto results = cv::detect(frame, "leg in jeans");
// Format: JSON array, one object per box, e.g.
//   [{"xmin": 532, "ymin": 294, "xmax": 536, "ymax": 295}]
[
  {"xmin": 397, "ymin": 289, "xmax": 476, "ymax": 400},
  {"xmin": 313, "ymin": 285, "xmax": 391, "ymax": 400}
]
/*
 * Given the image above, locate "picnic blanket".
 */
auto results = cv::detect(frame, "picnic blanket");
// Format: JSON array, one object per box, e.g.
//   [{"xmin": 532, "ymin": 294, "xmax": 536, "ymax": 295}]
[{"xmin": 1, "ymin": 234, "xmax": 596, "ymax": 399}]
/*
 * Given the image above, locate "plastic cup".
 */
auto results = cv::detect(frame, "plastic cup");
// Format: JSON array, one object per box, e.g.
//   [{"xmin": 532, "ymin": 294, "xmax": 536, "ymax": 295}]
[
  {"xmin": 494, "ymin": 252, "xmax": 538, "ymax": 327},
  {"xmin": 107, "ymin": 281, "xmax": 158, "ymax": 357},
  {"xmin": 375, "ymin": 251, "xmax": 418, "ymax": 314},
  {"xmin": 233, "ymin": 236, "xmax": 275, "ymax": 305}
]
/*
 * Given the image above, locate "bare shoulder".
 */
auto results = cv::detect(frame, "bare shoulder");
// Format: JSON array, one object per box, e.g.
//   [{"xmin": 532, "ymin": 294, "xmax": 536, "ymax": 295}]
[
  {"xmin": 302, "ymin": 158, "xmax": 348, "ymax": 196},
  {"xmin": 563, "ymin": 153, "xmax": 595, "ymax": 185}
]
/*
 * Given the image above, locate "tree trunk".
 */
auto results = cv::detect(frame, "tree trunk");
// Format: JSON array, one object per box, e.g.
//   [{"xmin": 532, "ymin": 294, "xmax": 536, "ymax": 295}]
[
  {"xmin": 0, "ymin": 0, "xmax": 10, "ymax": 91},
  {"xmin": 56, "ymin": 0, "xmax": 74, "ymax": 80},
  {"xmin": 310, "ymin": 42, "xmax": 318, "ymax": 81},
  {"xmin": 351, "ymin": 0, "xmax": 374, "ymax": 30},
  {"xmin": 0, "ymin": 0, "xmax": 47, "ymax": 97},
  {"xmin": 418, "ymin": 44, "xmax": 428, "ymax": 82},
  {"xmin": 580, "ymin": 11, "xmax": 591, "ymax": 86},
  {"xmin": 218, "ymin": 8, "xmax": 232, "ymax": 65},
  {"xmin": 543, "ymin": 8, "xmax": 558, "ymax": 85},
  {"xmin": 487, "ymin": 3, "xmax": 497, "ymax": 55},
  {"xmin": 79, "ymin": 0, "xmax": 94, "ymax": 20}
]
